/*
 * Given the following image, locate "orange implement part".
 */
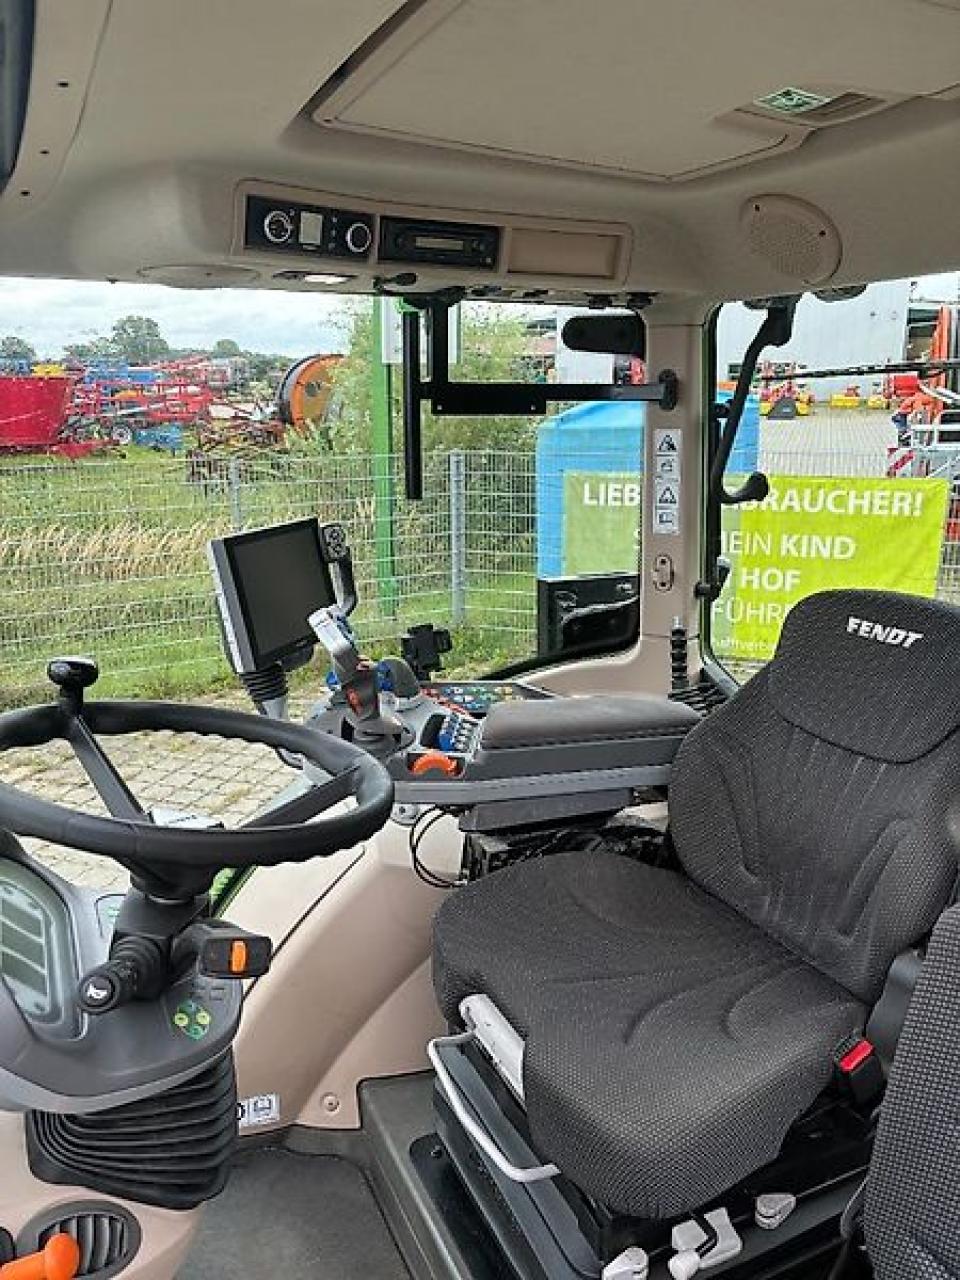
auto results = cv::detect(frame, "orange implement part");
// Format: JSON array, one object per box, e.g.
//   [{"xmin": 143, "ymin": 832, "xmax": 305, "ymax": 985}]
[
  {"xmin": 0, "ymin": 1234, "xmax": 81, "ymax": 1280},
  {"xmin": 410, "ymin": 751, "xmax": 459, "ymax": 777}
]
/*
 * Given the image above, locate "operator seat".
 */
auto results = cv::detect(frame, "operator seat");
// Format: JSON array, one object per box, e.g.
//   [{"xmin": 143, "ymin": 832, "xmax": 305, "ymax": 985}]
[
  {"xmin": 865, "ymin": 904, "xmax": 960, "ymax": 1279},
  {"xmin": 433, "ymin": 589, "xmax": 960, "ymax": 1219}
]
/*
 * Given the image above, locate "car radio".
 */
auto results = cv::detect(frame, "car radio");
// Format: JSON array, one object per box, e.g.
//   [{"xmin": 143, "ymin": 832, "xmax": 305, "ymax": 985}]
[{"xmin": 378, "ymin": 216, "xmax": 500, "ymax": 269}]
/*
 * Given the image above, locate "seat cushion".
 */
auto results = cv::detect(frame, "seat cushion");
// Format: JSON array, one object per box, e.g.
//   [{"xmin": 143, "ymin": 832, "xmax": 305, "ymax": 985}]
[{"xmin": 433, "ymin": 851, "xmax": 865, "ymax": 1220}]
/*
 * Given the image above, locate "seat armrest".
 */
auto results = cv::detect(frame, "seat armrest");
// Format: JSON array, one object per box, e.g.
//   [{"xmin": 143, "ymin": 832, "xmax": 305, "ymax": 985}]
[{"xmin": 480, "ymin": 695, "xmax": 700, "ymax": 751}]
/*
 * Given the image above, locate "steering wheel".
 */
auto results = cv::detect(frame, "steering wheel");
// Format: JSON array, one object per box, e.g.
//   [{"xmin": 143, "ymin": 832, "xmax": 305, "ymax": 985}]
[{"xmin": 0, "ymin": 657, "xmax": 395, "ymax": 896}]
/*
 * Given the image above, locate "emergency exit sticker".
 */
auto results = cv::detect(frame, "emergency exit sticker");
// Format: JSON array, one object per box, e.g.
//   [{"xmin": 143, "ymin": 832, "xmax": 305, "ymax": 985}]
[{"xmin": 654, "ymin": 430, "xmax": 682, "ymax": 535}]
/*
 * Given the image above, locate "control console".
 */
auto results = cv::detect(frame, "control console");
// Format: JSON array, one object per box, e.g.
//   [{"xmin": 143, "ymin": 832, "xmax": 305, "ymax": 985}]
[
  {"xmin": 208, "ymin": 518, "xmax": 700, "ymax": 833},
  {"xmin": 244, "ymin": 194, "xmax": 374, "ymax": 261}
]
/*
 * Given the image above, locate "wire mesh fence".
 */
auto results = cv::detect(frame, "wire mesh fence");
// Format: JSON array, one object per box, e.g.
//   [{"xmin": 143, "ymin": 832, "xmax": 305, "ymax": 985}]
[
  {"xmin": 0, "ymin": 449, "xmax": 552, "ymax": 706},
  {"xmin": 3, "ymin": 419, "xmax": 960, "ymax": 707}
]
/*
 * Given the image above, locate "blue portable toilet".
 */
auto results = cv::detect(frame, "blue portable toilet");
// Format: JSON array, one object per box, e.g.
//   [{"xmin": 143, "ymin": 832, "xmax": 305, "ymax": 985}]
[
  {"xmin": 716, "ymin": 389, "xmax": 761, "ymax": 474},
  {"xmin": 536, "ymin": 401, "xmax": 644, "ymax": 577}
]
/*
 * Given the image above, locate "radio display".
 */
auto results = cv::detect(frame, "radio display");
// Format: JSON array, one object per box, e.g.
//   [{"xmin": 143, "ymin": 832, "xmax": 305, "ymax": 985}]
[{"xmin": 415, "ymin": 235, "xmax": 466, "ymax": 252}]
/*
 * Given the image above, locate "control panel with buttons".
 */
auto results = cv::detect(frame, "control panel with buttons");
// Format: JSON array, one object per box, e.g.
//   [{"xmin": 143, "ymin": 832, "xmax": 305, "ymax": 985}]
[
  {"xmin": 420, "ymin": 680, "xmax": 552, "ymax": 717},
  {"xmin": 436, "ymin": 709, "xmax": 480, "ymax": 756},
  {"xmin": 244, "ymin": 194, "xmax": 374, "ymax": 261}
]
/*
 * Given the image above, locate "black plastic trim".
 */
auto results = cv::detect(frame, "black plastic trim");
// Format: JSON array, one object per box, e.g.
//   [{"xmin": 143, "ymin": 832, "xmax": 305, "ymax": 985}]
[
  {"xmin": 0, "ymin": 1, "xmax": 33, "ymax": 184},
  {"xmin": 26, "ymin": 1051, "xmax": 237, "ymax": 1210}
]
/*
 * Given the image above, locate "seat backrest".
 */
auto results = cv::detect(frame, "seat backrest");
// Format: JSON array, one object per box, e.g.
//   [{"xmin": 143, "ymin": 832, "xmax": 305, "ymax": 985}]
[
  {"xmin": 670, "ymin": 589, "xmax": 960, "ymax": 1002},
  {"xmin": 864, "ymin": 905, "xmax": 960, "ymax": 1279}
]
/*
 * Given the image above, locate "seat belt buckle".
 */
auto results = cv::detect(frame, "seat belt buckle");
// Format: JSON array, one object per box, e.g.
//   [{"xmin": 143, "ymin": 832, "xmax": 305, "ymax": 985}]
[{"xmin": 834, "ymin": 1035, "xmax": 884, "ymax": 1106}]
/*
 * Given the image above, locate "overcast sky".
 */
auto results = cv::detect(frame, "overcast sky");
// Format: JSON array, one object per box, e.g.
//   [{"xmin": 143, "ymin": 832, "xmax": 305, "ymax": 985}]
[
  {"xmin": 1, "ymin": 272, "xmax": 958, "ymax": 359},
  {"xmin": 0, "ymin": 277, "xmax": 351, "ymax": 357}
]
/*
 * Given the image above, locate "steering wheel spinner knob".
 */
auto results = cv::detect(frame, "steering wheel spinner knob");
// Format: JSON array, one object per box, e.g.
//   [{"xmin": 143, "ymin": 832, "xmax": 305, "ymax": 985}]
[
  {"xmin": 47, "ymin": 656, "xmax": 99, "ymax": 689},
  {"xmin": 47, "ymin": 657, "xmax": 100, "ymax": 711}
]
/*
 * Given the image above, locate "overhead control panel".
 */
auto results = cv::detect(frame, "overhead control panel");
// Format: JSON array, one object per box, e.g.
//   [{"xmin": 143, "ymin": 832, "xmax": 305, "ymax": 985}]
[
  {"xmin": 234, "ymin": 182, "xmax": 632, "ymax": 293},
  {"xmin": 243, "ymin": 194, "xmax": 374, "ymax": 261}
]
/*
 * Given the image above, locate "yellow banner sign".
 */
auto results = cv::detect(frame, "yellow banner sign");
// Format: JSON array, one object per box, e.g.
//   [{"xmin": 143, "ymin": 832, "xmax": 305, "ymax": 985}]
[{"xmin": 713, "ymin": 475, "xmax": 950, "ymax": 663}]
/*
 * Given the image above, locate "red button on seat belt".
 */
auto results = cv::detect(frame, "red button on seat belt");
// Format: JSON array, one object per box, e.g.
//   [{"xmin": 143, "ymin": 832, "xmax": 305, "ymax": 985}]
[{"xmin": 838, "ymin": 1038, "xmax": 875, "ymax": 1073}]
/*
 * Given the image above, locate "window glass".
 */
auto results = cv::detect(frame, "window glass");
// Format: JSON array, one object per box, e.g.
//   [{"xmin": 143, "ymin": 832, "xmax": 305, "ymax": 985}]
[
  {"xmin": 710, "ymin": 274, "xmax": 960, "ymax": 679},
  {"xmin": 0, "ymin": 284, "xmax": 642, "ymax": 705}
]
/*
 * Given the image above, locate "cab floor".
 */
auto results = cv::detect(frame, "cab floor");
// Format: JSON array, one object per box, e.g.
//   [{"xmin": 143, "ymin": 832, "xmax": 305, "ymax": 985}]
[{"xmin": 179, "ymin": 1146, "xmax": 409, "ymax": 1279}]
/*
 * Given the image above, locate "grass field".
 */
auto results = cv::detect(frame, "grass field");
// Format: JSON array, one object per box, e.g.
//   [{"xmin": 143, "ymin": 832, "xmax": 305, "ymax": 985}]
[{"xmin": 0, "ymin": 447, "xmax": 538, "ymax": 707}]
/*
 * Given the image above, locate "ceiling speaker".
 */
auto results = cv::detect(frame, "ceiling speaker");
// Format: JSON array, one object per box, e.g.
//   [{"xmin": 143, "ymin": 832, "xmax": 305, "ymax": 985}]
[{"xmin": 740, "ymin": 195, "xmax": 842, "ymax": 285}]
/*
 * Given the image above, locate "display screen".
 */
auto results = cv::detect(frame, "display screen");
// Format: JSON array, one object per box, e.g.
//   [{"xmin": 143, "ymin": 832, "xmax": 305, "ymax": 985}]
[
  {"xmin": 415, "ymin": 235, "xmax": 466, "ymax": 252},
  {"xmin": 224, "ymin": 519, "xmax": 336, "ymax": 667},
  {"xmin": 299, "ymin": 211, "xmax": 325, "ymax": 246},
  {"xmin": 0, "ymin": 858, "xmax": 74, "ymax": 1029}
]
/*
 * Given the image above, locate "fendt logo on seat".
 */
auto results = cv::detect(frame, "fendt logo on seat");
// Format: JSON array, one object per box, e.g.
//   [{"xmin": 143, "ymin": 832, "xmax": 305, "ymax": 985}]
[{"xmin": 846, "ymin": 615, "xmax": 924, "ymax": 649}]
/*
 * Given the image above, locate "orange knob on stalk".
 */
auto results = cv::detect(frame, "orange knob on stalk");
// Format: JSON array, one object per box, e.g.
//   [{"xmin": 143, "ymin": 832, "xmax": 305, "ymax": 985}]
[{"xmin": 0, "ymin": 1234, "xmax": 80, "ymax": 1280}]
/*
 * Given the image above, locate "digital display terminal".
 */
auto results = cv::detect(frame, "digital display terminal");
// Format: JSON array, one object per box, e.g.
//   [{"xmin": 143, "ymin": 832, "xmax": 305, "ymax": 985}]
[{"xmin": 208, "ymin": 518, "xmax": 336, "ymax": 674}]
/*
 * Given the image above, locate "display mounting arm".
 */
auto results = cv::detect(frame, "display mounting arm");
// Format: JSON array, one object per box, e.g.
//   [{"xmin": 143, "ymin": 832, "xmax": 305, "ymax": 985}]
[{"xmin": 400, "ymin": 297, "xmax": 678, "ymax": 499}]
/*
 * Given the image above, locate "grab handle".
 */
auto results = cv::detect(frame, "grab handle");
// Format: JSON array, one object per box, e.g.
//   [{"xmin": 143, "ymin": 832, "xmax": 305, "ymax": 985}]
[{"xmin": 427, "ymin": 1031, "xmax": 559, "ymax": 1184}]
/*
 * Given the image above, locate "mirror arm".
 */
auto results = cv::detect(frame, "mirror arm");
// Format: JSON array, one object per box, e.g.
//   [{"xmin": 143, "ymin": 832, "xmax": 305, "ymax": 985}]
[
  {"xmin": 698, "ymin": 297, "xmax": 798, "ymax": 604},
  {"xmin": 707, "ymin": 298, "xmax": 798, "ymax": 510}
]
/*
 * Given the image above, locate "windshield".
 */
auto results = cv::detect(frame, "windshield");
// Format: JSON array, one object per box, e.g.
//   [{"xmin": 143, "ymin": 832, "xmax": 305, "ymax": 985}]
[
  {"xmin": 709, "ymin": 273, "xmax": 960, "ymax": 680},
  {"xmin": 0, "ymin": 283, "xmax": 643, "ymax": 705}
]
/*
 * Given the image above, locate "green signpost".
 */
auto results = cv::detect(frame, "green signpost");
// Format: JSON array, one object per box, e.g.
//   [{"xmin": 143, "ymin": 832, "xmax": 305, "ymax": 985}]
[{"xmin": 371, "ymin": 297, "xmax": 397, "ymax": 615}]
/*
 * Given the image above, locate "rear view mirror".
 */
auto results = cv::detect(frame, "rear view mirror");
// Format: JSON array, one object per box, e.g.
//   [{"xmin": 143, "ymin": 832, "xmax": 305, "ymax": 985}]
[{"xmin": 561, "ymin": 313, "xmax": 646, "ymax": 358}]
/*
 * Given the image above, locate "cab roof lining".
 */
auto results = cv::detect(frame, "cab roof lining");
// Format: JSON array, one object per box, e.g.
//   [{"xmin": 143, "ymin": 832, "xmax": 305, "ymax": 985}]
[{"xmin": 0, "ymin": 0, "xmax": 957, "ymax": 304}]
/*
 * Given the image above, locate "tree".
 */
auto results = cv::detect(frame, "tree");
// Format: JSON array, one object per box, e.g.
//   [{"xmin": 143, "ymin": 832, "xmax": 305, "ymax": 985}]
[
  {"xmin": 321, "ymin": 301, "xmax": 539, "ymax": 455},
  {"xmin": 63, "ymin": 335, "xmax": 119, "ymax": 362},
  {"xmin": 109, "ymin": 315, "xmax": 169, "ymax": 364},
  {"xmin": 0, "ymin": 335, "xmax": 36, "ymax": 363},
  {"xmin": 211, "ymin": 338, "xmax": 241, "ymax": 357}
]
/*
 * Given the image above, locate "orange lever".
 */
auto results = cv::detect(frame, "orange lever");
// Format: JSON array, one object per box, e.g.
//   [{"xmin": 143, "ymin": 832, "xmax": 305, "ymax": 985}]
[
  {"xmin": 410, "ymin": 750, "xmax": 459, "ymax": 777},
  {"xmin": 0, "ymin": 1234, "xmax": 80, "ymax": 1280}
]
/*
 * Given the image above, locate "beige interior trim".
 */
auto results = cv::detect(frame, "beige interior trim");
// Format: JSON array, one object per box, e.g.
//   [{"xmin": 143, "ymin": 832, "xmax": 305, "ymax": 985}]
[
  {"xmin": 299, "ymin": 959, "xmax": 443, "ymax": 1129},
  {"xmin": 0, "ymin": 1114, "xmax": 199, "ymax": 1280},
  {"xmin": 534, "ymin": 311, "xmax": 708, "ymax": 696},
  {"xmin": 2, "ymin": 0, "xmax": 111, "ymax": 217},
  {"xmin": 309, "ymin": 0, "xmax": 960, "ymax": 183},
  {"xmin": 231, "ymin": 815, "xmax": 458, "ymax": 1133},
  {"xmin": 2, "ymin": 1, "xmax": 958, "ymax": 297}
]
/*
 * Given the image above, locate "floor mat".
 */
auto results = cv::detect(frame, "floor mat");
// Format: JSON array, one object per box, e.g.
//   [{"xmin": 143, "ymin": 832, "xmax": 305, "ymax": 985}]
[{"xmin": 180, "ymin": 1147, "xmax": 409, "ymax": 1279}]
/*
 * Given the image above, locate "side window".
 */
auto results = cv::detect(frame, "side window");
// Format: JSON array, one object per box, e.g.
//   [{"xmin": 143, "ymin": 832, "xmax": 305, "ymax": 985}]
[{"xmin": 710, "ymin": 279, "xmax": 959, "ymax": 679}]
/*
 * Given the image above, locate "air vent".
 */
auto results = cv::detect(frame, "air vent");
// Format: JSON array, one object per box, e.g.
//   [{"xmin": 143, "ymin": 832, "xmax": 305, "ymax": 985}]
[
  {"xmin": 26, "ymin": 1052, "xmax": 237, "ymax": 1210},
  {"xmin": 18, "ymin": 1203, "xmax": 140, "ymax": 1279}
]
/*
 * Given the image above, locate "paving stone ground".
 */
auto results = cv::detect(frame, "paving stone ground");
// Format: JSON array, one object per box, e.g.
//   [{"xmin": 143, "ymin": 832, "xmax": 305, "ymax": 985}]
[{"xmin": 1, "ymin": 693, "xmax": 315, "ymax": 891}]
